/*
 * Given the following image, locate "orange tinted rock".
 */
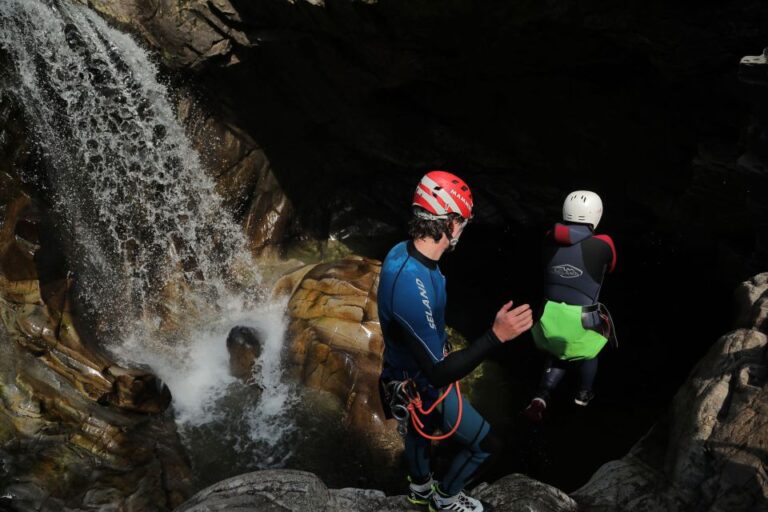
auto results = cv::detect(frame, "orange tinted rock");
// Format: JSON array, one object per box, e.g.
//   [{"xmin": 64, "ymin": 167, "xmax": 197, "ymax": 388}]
[{"xmin": 278, "ymin": 257, "xmax": 401, "ymax": 459}]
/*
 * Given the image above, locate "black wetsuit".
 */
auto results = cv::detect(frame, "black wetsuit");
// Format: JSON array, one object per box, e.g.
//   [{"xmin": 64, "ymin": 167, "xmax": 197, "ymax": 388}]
[{"xmin": 536, "ymin": 222, "xmax": 616, "ymax": 398}]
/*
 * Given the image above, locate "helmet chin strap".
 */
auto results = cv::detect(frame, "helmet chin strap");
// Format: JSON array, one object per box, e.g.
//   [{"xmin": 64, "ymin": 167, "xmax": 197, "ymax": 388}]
[{"xmin": 445, "ymin": 227, "xmax": 462, "ymax": 252}]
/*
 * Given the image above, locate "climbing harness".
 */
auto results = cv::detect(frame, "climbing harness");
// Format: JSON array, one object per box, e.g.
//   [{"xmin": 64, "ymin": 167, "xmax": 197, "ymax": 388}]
[
  {"xmin": 384, "ymin": 379, "xmax": 463, "ymax": 441},
  {"xmin": 597, "ymin": 302, "xmax": 619, "ymax": 349}
]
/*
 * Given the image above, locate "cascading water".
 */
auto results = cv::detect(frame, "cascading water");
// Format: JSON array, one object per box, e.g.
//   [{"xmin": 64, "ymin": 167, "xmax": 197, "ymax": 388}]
[{"xmin": 0, "ymin": 0, "xmax": 297, "ymax": 482}]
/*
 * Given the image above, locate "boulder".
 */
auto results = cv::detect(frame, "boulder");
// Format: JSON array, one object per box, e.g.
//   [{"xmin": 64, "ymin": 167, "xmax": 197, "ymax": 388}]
[
  {"xmin": 174, "ymin": 470, "xmax": 331, "ymax": 512},
  {"xmin": 227, "ymin": 325, "xmax": 263, "ymax": 381},
  {"xmin": 572, "ymin": 274, "xmax": 768, "ymax": 512},
  {"xmin": 273, "ymin": 257, "xmax": 400, "ymax": 459},
  {"xmin": 733, "ymin": 273, "xmax": 768, "ymax": 332},
  {"xmin": 173, "ymin": 469, "xmax": 578, "ymax": 512},
  {"xmin": 474, "ymin": 474, "xmax": 578, "ymax": 511}
]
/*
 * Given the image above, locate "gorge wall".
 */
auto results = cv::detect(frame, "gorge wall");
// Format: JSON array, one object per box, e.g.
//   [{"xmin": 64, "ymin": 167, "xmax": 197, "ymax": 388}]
[
  {"xmin": 1, "ymin": 0, "xmax": 767, "ymax": 508},
  {"xmin": 74, "ymin": 0, "xmax": 768, "ymax": 491}
]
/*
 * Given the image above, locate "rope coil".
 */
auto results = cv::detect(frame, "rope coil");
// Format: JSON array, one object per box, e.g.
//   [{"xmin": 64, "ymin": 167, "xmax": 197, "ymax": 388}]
[{"xmin": 387, "ymin": 379, "xmax": 463, "ymax": 441}]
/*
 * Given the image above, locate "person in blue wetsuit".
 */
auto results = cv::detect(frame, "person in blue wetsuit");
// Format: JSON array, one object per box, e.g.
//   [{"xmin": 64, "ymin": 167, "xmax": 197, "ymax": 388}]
[
  {"xmin": 378, "ymin": 170, "xmax": 533, "ymax": 512},
  {"xmin": 523, "ymin": 190, "xmax": 617, "ymax": 422}
]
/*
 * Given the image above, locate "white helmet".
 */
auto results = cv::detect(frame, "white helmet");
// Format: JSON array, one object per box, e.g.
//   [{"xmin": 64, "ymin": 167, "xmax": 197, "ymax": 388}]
[{"xmin": 563, "ymin": 190, "xmax": 603, "ymax": 229}]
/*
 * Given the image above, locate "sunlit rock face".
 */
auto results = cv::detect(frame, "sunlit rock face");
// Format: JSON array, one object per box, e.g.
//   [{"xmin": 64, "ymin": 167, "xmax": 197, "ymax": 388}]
[
  {"xmin": 734, "ymin": 274, "xmax": 768, "ymax": 331},
  {"xmin": 0, "ymin": 66, "xmax": 190, "ymax": 512},
  {"xmin": 0, "ymin": 185, "xmax": 192, "ymax": 510},
  {"xmin": 571, "ymin": 273, "xmax": 768, "ymax": 512},
  {"xmin": 273, "ymin": 257, "xmax": 401, "ymax": 458}
]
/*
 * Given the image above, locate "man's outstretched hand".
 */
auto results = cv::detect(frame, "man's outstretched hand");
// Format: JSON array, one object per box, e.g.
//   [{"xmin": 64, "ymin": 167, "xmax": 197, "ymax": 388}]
[{"xmin": 492, "ymin": 301, "xmax": 533, "ymax": 342}]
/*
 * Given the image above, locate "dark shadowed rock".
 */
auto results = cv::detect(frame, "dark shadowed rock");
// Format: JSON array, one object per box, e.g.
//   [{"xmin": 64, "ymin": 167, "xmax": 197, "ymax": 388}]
[
  {"xmin": 734, "ymin": 273, "xmax": 768, "ymax": 331},
  {"xmin": 572, "ymin": 273, "xmax": 768, "ymax": 512},
  {"xmin": 176, "ymin": 92, "xmax": 293, "ymax": 258},
  {"xmin": 79, "ymin": 0, "xmax": 768, "ymax": 281},
  {"xmin": 106, "ymin": 365, "xmax": 173, "ymax": 414},
  {"xmin": 226, "ymin": 325, "xmax": 263, "ymax": 381}
]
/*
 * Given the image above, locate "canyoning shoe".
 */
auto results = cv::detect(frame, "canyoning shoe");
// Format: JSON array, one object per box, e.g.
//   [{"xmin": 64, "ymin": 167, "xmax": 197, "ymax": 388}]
[
  {"xmin": 574, "ymin": 390, "xmax": 595, "ymax": 406},
  {"xmin": 522, "ymin": 397, "xmax": 547, "ymax": 422},
  {"xmin": 429, "ymin": 488, "xmax": 488, "ymax": 512},
  {"xmin": 407, "ymin": 475, "xmax": 435, "ymax": 507}
]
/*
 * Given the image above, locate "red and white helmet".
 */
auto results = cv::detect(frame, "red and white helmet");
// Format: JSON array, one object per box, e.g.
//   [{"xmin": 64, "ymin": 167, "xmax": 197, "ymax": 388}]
[{"xmin": 412, "ymin": 170, "xmax": 473, "ymax": 220}]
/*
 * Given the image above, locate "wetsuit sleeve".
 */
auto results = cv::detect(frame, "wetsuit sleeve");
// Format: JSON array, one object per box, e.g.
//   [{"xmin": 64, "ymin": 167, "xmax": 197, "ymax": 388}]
[
  {"xmin": 391, "ymin": 274, "xmax": 501, "ymax": 388},
  {"xmin": 404, "ymin": 329, "xmax": 501, "ymax": 388},
  {"xmin": 593, "ymin": 234, "xmax": 617, "ymax": 273}
]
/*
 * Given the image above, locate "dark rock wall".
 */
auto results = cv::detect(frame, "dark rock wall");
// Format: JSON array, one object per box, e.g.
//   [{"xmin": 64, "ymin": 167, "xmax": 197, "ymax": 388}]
[{"xmin": 81, "ymin": 0, "xmax": 768, "ymax": 248}]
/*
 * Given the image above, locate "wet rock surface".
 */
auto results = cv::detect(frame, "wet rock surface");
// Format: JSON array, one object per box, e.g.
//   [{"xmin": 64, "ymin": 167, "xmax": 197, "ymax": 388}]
[
  {"xmin": 274, "ymin": 257, "xmax": 401, "ymax": 459},
  {"xmin": 226, "ymin": 325, "xmax": 263, "ymax": 381},
  {"xmin": 571, "ymin": 273, "xmax": 768, "ymax": 512},
  {"xmin": 0, "ymin": 170, "xmax": 192, "ymax": 509},
  {"xmin": 176, "ymin": 92, "xmax": 293, "ymax": 258}
]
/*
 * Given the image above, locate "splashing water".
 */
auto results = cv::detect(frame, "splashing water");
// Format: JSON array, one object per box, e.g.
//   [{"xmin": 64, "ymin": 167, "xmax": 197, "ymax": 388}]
[{"xmin": 0, "ymin": 0, "xmax": 297, "ymax": 469}]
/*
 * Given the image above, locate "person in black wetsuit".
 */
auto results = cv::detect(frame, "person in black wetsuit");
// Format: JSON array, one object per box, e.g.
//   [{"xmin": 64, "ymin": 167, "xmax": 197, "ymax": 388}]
[
  {"xmin": 523, "ymin": 190, "xmax": 617, "ymax": 422},
  {"xmin": 378, "ymin": 170, "xmax": 533, "ymax": 512}
]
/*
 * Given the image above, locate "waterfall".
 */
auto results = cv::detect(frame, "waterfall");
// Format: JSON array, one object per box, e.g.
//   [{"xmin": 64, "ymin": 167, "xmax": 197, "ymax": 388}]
[
  {"xmin": 0, "ymin": 0, "xmax": 297, "ymax": 474},
  {"xmin": 0, "ymin": 0, "xmax": 249, "ymax": 320}
]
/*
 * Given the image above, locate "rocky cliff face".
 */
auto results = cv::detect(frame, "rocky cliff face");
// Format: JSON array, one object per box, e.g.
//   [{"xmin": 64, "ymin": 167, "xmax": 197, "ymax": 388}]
[
  {"xmin": 0, "ymin": 58, "xmax": 191, "ymax": 512},
  {"xmin": 174, "ymin": 90, "xmax": 293, "ymax": 258},
  {"xmin": 572, "ymin": 273, "xmax": 768, "ymax": 511}
]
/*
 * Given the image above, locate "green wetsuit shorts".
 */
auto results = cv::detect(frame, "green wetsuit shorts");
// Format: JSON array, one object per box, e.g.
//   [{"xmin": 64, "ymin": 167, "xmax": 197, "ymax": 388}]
[{"xmin": 532, "ymin": 301, "xmax": 608, "ymax": 361}]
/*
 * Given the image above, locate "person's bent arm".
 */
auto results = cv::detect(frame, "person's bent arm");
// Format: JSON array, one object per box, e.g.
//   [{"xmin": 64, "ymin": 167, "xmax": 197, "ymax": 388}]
[
  {"xmin": 401, "ymin": 328, "xmax": 502, "ymax": 388},
  {"xmin": 394, "ymin": 288, "xmax": 533, "ymax": 388}
]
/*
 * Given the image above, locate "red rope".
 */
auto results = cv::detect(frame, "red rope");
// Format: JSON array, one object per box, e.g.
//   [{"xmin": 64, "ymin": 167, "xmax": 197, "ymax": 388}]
[{"xmin": 406, "ymin": 381, "xmax": 463, "ymax": 441}]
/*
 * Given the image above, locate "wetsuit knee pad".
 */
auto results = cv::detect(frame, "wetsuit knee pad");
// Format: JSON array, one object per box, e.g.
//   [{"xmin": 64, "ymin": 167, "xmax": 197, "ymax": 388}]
[{"xmin": 478, "ymin": 427, "xmax": 504, "ymax": 456}]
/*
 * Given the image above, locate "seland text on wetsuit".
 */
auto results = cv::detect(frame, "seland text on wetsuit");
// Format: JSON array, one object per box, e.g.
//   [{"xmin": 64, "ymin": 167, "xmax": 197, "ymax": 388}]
[{"xmin": 378, "ymin": 241, "xmax": 502, "ymax": 496}]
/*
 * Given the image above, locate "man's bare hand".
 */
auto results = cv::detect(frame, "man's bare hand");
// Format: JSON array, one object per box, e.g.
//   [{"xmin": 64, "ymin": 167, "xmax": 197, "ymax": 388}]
[{"xmin": 492, "ymin": 301, "xmax": 533, "ymax": 342}]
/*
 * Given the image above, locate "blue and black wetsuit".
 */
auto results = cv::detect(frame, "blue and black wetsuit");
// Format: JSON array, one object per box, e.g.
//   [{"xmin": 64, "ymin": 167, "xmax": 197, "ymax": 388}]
[{"xmin": 378, "ymin": 241, "xmax": 502, "ymax": 495}]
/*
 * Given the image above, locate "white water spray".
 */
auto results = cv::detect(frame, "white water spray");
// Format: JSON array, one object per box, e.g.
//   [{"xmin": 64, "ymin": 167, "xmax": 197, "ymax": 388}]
[{"xmin": 0, "ymin": 0, "xmax": 297, "ymax": 467}]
